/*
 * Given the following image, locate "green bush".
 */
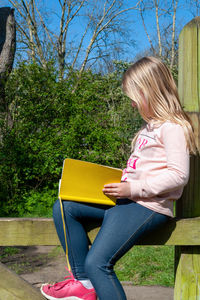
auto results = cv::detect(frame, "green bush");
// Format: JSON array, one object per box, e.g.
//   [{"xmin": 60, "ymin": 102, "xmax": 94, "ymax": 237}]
[
  {"xmin": 0, "ymin": 61, "xmax": 142, "ymax": 216},
  {"xmin": 17, "ymin": 188, "xmax": 57, "ymax": 217}
]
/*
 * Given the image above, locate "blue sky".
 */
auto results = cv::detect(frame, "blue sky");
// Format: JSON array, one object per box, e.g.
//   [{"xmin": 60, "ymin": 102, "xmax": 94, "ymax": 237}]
[{"xmin": 1, "ymin": 0, "xmax": 198, "ymax": 61}]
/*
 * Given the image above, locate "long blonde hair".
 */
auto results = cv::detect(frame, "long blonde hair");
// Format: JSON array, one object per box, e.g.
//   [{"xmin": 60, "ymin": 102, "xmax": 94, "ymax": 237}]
[{"xmin": 122, "ymin": 56, "xmax": 197, "ymax": 155}]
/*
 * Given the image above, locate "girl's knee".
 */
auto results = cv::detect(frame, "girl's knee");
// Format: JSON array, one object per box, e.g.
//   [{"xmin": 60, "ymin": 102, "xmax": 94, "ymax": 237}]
[
  {"xmin": 84, "ymin": 252, "xmax": 106, "ymax": 277},
  {"xmin": 84, "ymin": 253, "xmax": 96, "ymax": 276}
]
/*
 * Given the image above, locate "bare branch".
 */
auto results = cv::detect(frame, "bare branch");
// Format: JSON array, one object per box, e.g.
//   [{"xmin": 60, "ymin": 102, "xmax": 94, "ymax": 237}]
[
  {"xmin": 8, "ymin": 0, "xmax": 27, "ymax": 20},
  {"xmin": 170, "ymin": 0, "xmax": 178, "ymax": 69},
  {"xmin": 63, "ymin": 0, "xmax": 85, "ymax": 34},
  {"xmin": 80, "ymin": 1, "xmax": 141, "ymax": 74},
  {"xmin": 71, "ymin": 13, "xmax": 92, "ymax": 69},
  {"xmin": 15, "ymin": 23, "xmax": 30, "ymax": 41},
  {"xmin": 138, "ymin": 1, "xmax": 155, "ymax": 54},
  {"xmin": 154, "ymin": 0, "xmax": 162, "ymax": 57},
  {"xmin": 33, "ymin": 0, "xmax": 56, "ymax": 45}
]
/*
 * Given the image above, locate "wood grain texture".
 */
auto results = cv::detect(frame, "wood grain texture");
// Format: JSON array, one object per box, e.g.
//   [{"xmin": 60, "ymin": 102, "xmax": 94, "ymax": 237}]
[
  {"xmin": 0, "ymin": 217, "xmax": 200, "ymax": 246},
  {"xmin": 178, "ymin": 17, "xmax": 200, "ymax": 113},
  {"xmin": 0, "ymin": 262, "xmax": 45, "ymax": 300},
  {"xmin": 0, "ymin": 218, "xmax": 60, "ymax": 246},
  {"xmin": 174, "ymin": 247, "xmax": 200, "ymax": 300}
]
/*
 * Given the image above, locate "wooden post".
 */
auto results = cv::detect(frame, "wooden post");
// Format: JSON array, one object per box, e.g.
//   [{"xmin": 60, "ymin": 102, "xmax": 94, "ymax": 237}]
[
  {"xmin": 174, "ymin": 17, "xmax": 200, "ymax": 300},
  {"xmin": 0, "ymin": 262, "xmax": 45, "ymax": 300}
]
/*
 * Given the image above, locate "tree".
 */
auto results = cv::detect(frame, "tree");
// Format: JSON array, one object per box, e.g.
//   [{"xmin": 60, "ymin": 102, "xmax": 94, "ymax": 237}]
[
  {"xmin": 8, "ymin": 0, "xmax": 140, "ymax": 79},
  {"xmin": 0, "ymin": 7, "xmax": 16, "ymax": 117},
  {"xmin": 137, "ymin": 0, "xmax": 179, "ymax": 69}
]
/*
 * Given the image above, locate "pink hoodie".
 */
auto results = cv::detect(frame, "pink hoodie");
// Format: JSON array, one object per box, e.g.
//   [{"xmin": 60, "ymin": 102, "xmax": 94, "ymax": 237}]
[{"xmin": 121, "ymin": 121, "xmax": 190, "ymax": 217}]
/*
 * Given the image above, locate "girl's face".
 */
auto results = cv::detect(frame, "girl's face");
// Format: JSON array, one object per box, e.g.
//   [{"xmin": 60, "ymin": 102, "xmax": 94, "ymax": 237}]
[{"xmin": 131, "ymin": 92, "xmax": 151, "ymax": 118}]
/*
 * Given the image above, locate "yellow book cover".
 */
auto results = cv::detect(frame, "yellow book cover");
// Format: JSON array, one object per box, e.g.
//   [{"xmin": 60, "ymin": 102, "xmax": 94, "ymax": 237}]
[{"xmin": 59, "ymin": 158, "xmax": 123, "ymax": 206}]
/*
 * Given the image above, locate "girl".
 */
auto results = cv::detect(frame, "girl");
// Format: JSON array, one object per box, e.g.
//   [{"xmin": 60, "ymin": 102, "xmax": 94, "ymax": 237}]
[{"xmin": 41, "ymin": 56, "xmax": 196, "ymax": 300}]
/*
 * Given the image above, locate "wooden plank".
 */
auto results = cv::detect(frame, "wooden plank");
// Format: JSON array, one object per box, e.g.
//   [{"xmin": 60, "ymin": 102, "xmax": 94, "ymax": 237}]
[
  {"xmin": 0, "ymin": 262, "xmax": 45, "ymax": 300},
  {"xmin": 178, "ymin": 17, "xmax": 200, "ymax": 113},
  {"xmin": 0, "ymin": 218, "xmax": 60, "ymax": 246},
  {"xmin": 174, "ymin": 246, "xmax": 200, "ymax": 300},
  {"xmin": 0, "ymin": 217, "xmax": 200, "ymax": 246}
]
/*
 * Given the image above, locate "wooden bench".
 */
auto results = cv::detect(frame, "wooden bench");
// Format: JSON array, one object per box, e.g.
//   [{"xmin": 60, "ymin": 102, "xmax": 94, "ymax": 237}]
[{"xmin": 0, "ymin": 216, "xmax": 200, "ymax": 300}]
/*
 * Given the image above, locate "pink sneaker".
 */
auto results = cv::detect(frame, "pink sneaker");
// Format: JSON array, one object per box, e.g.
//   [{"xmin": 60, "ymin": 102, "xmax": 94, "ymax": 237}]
[{"xmin": 40, "ymin": 270, "xmax": 97, "ymax": 300}]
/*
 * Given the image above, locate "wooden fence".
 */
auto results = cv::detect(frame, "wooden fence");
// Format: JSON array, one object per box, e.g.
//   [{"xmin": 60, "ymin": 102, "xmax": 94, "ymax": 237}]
[{"xmin": 0, "ymin": 17, "xmax": 200, "ymax": 300}]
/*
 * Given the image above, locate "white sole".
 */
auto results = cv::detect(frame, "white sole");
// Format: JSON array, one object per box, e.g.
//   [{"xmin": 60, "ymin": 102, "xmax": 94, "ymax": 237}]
[{"xmin": 40, "ymin": 286, "xmax": 83, "ymax": 300}]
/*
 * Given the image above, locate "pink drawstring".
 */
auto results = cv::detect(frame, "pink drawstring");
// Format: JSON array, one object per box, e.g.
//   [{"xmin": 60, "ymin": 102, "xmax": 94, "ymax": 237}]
[{"xmin": 47, "ymin": 267, "xmax": 75, "ymax": 291}]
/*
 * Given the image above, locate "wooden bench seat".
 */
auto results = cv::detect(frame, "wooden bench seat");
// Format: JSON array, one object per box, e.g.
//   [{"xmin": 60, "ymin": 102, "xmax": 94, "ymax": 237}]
[{"xmin": 1, "ymin": 217, "xmax": 200, "ymax": 246}]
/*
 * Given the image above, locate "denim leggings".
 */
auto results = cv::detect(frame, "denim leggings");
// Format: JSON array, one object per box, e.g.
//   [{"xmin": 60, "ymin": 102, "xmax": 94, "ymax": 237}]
[{"xmin": 53, "ymin": 199, "xmax": 170, "ymax": 300}]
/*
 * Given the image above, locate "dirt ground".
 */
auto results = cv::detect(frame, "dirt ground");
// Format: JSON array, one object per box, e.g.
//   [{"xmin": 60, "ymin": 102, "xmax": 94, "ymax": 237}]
[{"xmin": 0, "ymin": 246, "xmax": 174, "ymax": 300}]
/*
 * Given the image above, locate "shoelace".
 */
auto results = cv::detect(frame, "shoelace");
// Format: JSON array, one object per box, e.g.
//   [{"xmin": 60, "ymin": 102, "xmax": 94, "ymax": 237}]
[{"xmin": 48, "ymin": 267, "xmax": 76, "ymax": 291}]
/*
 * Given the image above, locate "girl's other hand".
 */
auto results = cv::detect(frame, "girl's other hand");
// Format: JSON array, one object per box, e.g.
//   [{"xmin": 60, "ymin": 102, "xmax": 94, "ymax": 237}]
[{"xmin": 103, "ymin": 182, "xmax": 131, "ymax": 199}]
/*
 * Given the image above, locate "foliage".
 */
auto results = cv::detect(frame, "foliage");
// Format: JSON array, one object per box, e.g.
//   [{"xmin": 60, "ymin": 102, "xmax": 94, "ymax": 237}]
[
  {"xmin": 17, "ymin": 188, "xmax": 57, "ymax": 217},
  {"xmin": 0, "ymin": 246, "xmax": 20, "ymax": 259},
  {"xmin": 0, "ymin": 61, "xmax": 142, "ymax": 216}
]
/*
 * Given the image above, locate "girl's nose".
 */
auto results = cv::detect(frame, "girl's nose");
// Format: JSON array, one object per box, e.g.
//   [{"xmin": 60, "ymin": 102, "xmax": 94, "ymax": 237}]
[{"xmin": 131, "ymin": 101, "xmax": 137, "ymax": 108}]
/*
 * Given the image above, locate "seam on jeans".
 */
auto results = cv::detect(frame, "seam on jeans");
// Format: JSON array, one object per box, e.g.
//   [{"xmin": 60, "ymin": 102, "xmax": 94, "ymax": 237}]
[
  {"xmin": 59, "ymin": 198, "xmax": 72, "ymax": 271},
  {"xmin": 108, "ymin": 274, "xmax": 125, "ymax": 300},
  {"xmin": 61, "ymin": 202, "xmax": 78, "ymax": 276},
  {"xmin": 109, "ymin": 211, "xmax": 156, "ymax": 264}
]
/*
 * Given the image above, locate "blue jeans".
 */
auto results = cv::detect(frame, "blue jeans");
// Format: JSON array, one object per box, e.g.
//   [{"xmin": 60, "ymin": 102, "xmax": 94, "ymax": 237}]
[{"xmin": 53, "ymin": 199, "xmax": 170, "ymax": 300}]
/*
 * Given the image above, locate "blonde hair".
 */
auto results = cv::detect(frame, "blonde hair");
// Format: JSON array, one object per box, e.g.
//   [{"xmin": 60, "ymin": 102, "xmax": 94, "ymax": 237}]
[{"xmin": 122, "ymin": 56, "xmax": 197, "ymax": 155}]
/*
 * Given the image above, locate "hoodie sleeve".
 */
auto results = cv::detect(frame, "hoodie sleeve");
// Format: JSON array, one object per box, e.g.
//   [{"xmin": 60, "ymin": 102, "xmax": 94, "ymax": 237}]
[{"xmin": 129, "ymin": 123, "xmax": 190, "ymax": 199}]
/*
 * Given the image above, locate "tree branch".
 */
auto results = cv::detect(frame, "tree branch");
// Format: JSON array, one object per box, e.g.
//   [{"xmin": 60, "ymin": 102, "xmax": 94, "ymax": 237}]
[
  {"xmin": 170, "ymin": 0, "xmax": 178, "ymax": 69},
  {"xmin": 138, "ymin": 1, "xmax": 155, "ymax": 54},
  {"xmin": 154, "ymin": 0, "xmax": 162, "ymax": 57},
  {"xmin": 80, "ymin": 1, "xmax": 141, "ymax": 74}
]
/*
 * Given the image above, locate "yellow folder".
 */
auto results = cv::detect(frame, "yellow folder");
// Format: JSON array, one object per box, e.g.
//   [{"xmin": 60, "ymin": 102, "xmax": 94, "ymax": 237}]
[{"xmin": 58, "ymin": 158, "xmax": 123, "ymax": 206}]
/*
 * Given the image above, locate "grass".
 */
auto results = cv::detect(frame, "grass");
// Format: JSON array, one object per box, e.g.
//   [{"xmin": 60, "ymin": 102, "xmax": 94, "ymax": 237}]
[
  {"xmin": 0, "ymin": 246, "xmax": 20, "ymax": 259},
  {"xmin": 115, "ymin": 245, "xmax": 174, "ymax": 287}
]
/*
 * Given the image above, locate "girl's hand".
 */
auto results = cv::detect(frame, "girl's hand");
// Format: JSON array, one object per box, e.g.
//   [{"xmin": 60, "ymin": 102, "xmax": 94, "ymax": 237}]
[{"xmin": 103, "ymin": 182, "xmax": 131, "ymax": 199}]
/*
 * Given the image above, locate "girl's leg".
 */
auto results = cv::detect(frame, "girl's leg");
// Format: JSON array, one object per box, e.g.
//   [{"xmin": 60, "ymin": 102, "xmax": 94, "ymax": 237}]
[
  {"xmin": 84, "ymin": 199, "xmax": 170, "ymax": 300},
  {"xmin": 53, "ymin": 199, "xmax": 108, "ymax": 279}
]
